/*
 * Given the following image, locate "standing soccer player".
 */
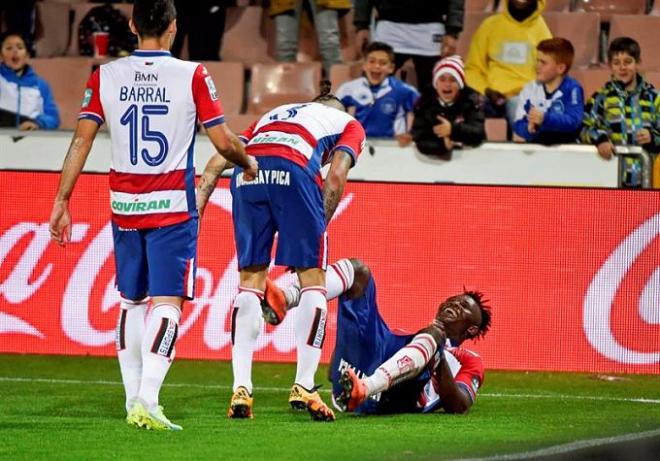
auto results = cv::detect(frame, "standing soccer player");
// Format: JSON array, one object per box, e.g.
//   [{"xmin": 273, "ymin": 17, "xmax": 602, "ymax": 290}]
[
  {"xmin": 48, "ymin": 0, "xmax": 257, "ymax": 431},
  {"xmin": 227, "ymin": 85, "xmax": 366, "ymax": 421}
]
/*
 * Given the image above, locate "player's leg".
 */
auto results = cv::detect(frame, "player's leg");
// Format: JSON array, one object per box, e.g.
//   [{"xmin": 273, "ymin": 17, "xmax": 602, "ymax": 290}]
[{"xmin": 111, "ymin": 223, "xmax": 149, "ymax": 420}]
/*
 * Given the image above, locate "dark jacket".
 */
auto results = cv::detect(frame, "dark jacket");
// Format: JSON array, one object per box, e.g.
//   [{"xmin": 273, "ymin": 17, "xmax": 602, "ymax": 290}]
[
  {"xmin": 353, "ymin": 0, "xmax": 465, "ymax": 37},
  {"xmin": 411, "ymin": 86, "xmax": 485, "ymax": 158}
]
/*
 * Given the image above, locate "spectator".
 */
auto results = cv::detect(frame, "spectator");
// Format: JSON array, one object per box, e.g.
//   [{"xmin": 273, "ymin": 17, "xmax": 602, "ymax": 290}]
[
  {"xmin": 581, "ymin": 37, "xmax": 660, "ymax": 160},
  {"xmin": 411, "ymin": 55, "xmax": 485, "ymax": 159},
  {"xmin": 171, "ymin": 0, "xmax": 228, "ymax": 61},
  {"xmin": 78, "ymin": 3, "xmax": 137, "ymax": 57},
  {"xmin": 353, "ymin": 0, "xmax": 464, "ymax": 91},
  {"xmin": 336, "ymin": 41, "xmax": 419, "ymax": 146},
  {"xmin": 0, "ymin": 32, "xmax": 59, "ymax": 130},
  {"xmin": 513, "ymin": 38, "xmax": 584, "ymax": 145},
  {"xmin": 465, "ymin": 0, "xmax": 551, "ymax": 125},
  {"xmin": 269, "ymin": 0, "xmax": 351, "ymax": 76},
  {"xmin": 0, "ymin": 1, "xmax": 37, "ymax": 55}
]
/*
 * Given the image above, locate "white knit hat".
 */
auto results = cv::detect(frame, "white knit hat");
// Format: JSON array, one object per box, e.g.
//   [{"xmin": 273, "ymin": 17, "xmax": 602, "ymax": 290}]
[{"xmin": 432, "ymin": 55, "xmax": 466, "ymax": 89}]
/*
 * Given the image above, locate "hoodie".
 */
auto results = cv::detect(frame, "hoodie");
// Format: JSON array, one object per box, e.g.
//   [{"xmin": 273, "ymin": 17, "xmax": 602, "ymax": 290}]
[
  {"xmin": 0, "ymin": 63, "xmax": 60, "ymax": 129},
  {"xmin": 464, "ymin": 0, "xmax": 552, "ymax": 97}
]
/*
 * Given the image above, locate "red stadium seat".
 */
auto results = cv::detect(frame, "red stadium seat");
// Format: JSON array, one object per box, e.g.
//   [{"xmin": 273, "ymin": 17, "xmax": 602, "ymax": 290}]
[
  {"xmin": 222, "ymin": 7, "xmax": 275, "ymax": 66},
  {"xmin": 574, "ymin": 0, "xmax": 646, "ymax": 21},
  {"xmin": 226, "ymin": 114, "xmax": 257, "ymax": 134},
  {"xmin": 542, "ymin": 12, "xmax": 601, "ymax": 68},
  {"xmin": 30, "ymin": 58, "xmax": 94, "ymax": 130},
  {"xmin": 485, "ymin": 118, "xmax": 507, "ymax": 142},
  {"xmin": 34, "ymin": 1, "xmax": 70, "ymax": 58},
  {"xmin": 643, "ymin": 71, "xmax": 660, "ymax": 89},
  {"xmin": 499, "ymin": 0, "xmax": 571, "ymax": 12},
  {"xmin": 609, "ymin": 15, "xmax": 660, "ymax": 71},
  {"xmin": 247, "ymin": 62, "xmax": 322, "ymax": 114},
  {"xmin": 456, "ymin": 11, "xmax": 494, "ymax": 60},
  {"xmin": 572, "ymin": 67, "xmax": 611, "ymax": 102},
  {"xmin": 200, "ymin": 61, "xmax": 245, "ymax": 116},
  {"xmin": 466, "ymin": 0, "xmax": 496, "ymax": 12},
  {"xmin": 329, "ymin": 62, "xmax": 363, "ymax": 92}
]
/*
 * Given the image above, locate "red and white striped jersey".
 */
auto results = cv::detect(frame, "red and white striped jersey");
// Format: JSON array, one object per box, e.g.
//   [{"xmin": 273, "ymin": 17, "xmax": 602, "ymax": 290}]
[
  {"xmin": 239, "ymin": 102, "xmax": 366, "ymax": 185},
  {"xmin": 79, "ymin": 50, "xmax": 225, "ymax": 229}
]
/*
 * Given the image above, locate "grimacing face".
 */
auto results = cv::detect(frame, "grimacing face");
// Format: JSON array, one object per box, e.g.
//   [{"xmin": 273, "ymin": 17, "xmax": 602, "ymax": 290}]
[{"xmin": 436, "ymin": 294, "xmax": 482, "ymax": 343}]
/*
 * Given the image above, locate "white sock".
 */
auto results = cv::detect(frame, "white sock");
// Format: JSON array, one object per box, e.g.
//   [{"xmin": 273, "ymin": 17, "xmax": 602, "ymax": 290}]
[
  {"xmin": 294, "ymin": 286, "xmax": 328, "ymax": 389},
  {"xmin": 326, "ymin": 259, "xmax": 355, "ymax": 300},
  {"xmin": 116, "ymin": 299, "xmax": 147, "ymax": 412},
  {"xmin": 138, "ymin": 303, "xmax": 181, "ymax": 409},
  {"xmin": 231, "ymin": 288, "xmax": 264, "ymax": 394},
  {"xmin": 363, "ymin": 333, "xmax": 437, "ymax": 396}
]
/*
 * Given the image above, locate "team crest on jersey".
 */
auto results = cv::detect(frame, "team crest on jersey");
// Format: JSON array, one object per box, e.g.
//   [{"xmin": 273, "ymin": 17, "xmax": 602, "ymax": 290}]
[
  {"xmin": 82, "ymin": 88, "xmax": 93, "ymax": 108},
  {"xmin": 205, "ymin": 76, "xmax": 218, "ymax": 101}
]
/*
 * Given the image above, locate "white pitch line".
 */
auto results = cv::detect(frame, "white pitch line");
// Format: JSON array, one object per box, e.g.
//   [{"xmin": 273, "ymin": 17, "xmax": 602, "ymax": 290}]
[
  {"xmin": 451, "ymin": 428, "xmax": 660, "ymax": 461},
  {"xmin": 1, "ymin": 376, "xmax": 660, "ymax": 405}
]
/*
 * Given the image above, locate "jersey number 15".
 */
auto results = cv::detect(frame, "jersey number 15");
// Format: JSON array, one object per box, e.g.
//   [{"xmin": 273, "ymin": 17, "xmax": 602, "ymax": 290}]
[{"xmin": 120, "ymin": 104, "xmax": 170, "ymax": 166}]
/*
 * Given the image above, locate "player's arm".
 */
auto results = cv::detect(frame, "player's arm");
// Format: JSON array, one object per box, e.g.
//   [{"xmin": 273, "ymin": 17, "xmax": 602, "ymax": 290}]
[
  {"xmin": 323, "ymin": 150, "xmax": 352, "ymax": 224},
  {"xmin": 196, "ymin": 153, "xmax": 233, "ymax": 218},
  {"xmin": 49, "ymin": 119, "xmax": 100, "ymax": 246},
  {"xmin": 434, "ymin": 355, "xmax": 473, "ymax": 414},
  {"xmin": 205, "ymin": 124, "xmax": 257, "ymax": 180}
]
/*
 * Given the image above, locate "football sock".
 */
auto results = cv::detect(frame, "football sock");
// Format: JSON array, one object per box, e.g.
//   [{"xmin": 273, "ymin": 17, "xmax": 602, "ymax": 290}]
[
  {"xmin": 138, "ymin": 303, "xmax": 181, "ymax": 409},
  {"xmin": 363, "ymin": 333, "xmax": 437, "ymax": 396},
  {"xmin": 231, "ymin": 288, "xmax": 264, "ymax": 394},
  {"xmin": 294, "ymin": 286, "xmax": 328, "ymax": 389},
  {"xmin": 116, "ymin": 298, "xmax": 147, "ymax": 412},
  {"xmin": 326, "ymin": 258, "xmax": 355, "ymax": 300}
]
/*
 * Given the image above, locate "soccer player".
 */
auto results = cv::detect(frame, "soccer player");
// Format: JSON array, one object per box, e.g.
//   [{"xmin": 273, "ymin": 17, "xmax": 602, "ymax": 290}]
[
  {"xmin": 262, "ymin": 258, "xmax": 491, "ymax": 415},
  {"xmin": 227, "ymin": 84, "xmax": 366, "ymax": 421},
  {"xmin": 48, "ymin": 0, "xmax": 257, "ymax": 431}
]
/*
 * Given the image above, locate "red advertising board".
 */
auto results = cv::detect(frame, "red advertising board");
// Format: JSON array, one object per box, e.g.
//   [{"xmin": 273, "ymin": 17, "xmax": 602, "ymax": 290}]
[{"xmin": 1, "ymin": 172, "xmax": 659, "ymax": 374}]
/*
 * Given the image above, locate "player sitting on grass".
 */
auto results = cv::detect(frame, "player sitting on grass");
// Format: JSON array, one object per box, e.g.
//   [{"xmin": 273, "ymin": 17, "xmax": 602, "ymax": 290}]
[{"xmin": 262, "ymin": 258, "xmax": 491, "ymax": 415}]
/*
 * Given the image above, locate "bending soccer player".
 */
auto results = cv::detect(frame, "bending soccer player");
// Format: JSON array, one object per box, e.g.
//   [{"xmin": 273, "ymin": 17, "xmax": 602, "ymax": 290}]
[
  {"xmin": 262, "ymin": 258, "xmax": 492, "ymax": 415},
  {"xmin": 224, "ymin": 84, "xmax": 366, "ymax": 421},
  {"xmin": 48, "ymin": 0, "xmax": 257, "ymax": 431}
]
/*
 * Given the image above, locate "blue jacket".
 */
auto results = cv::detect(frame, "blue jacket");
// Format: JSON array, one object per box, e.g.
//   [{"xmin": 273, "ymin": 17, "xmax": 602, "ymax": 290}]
[
  {"xmin": 336, "ymin": 75, "xmax": 419, "ymax": 138},
  {"xmin": 513, "ymin": 75, "xmax": 584, "ymax": 144},
  {"xmin": 0, "ymin": 63, "xmax": 60, "ymax": 129}
]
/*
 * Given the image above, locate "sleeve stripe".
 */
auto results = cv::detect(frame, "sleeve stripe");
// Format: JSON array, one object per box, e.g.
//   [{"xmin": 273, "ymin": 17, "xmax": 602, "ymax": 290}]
[
  {"xmin": 79, "ymin": 113, "xmax": 104, "ymax": 125},
  {"xmin": 331, "ymin": 145, "xmax": 357, "ymax": 165},
  {"xmin": 202, "ymin": 115, "xmax": 225, "ymax": 128}
]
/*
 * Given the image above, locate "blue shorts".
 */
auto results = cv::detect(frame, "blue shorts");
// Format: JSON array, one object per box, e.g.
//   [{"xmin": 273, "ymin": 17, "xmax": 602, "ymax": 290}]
[
  {"xmin": 330, "ymin": 277, "xmax": 431, "ymax": 414},
  {"xmin": 111, "ymin": 218, "xmax": 198, "ymax": 301},
  {"xmin": 231, "ymin": 157, "xmax": 327, "ymax": 270}
]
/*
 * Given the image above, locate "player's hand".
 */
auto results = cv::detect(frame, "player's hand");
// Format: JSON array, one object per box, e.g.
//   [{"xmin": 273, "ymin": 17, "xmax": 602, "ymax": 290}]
[
  {"xmin": 596, "ymin": 141, "xmax": 615, "ymax": 160},
  {"xmin": 19, "ymin": 120, "xmax": 39, "ymax": 131},
  {"xmin": 49, "ymin": 200, "xmax": 72, "ymax": 247},
  {"xmin": 635, "ymin": 128, "xmax": 652, "ymax": 145},
  {"xmin": 441, "ymin": 35, "xmax": 457, "ymax": 57},
  {"xmin": 243, "ymin": 156, "xmax": 258, "ymax": 181},
  {"xmin": 528, "ymin": 107, "xmax": 544, "ymax": 126},
  {"xmin": 395, "ymin": 133, "xmax": 413, "ymax": 147},
  {"xmin": 355, "ymin": 29, "xmax": 370, "ymax": 57},
  {"xmin": 484, "ymin": 88, "xmax": 506, "ymax": 107},
  {"xmin": 433, "ymin": 116, "xmax": 452, "ymax": 138}
]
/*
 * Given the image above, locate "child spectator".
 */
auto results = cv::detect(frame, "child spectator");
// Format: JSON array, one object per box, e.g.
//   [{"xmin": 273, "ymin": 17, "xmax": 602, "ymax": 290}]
[
  {"xmin": 0, "ymin": 32, "xmax": 59, "ymax": 130},
  {"xmin": 465, "ymin": 0, "xmax": 552, "ymax": 125},
  {"xmin": 581, "ymin": 37, "xmax": 660, "ymax": 159},
  {"xmin": 336, "ymin": 41, "xmax": 419, "ymax": 146},
  {"xmin": 513, "ymin": 38, "xmax": 584, "ymax": 144},
  {"xmin": 411, "ymin": 55, "xmax": 485, "ymax": 159}
]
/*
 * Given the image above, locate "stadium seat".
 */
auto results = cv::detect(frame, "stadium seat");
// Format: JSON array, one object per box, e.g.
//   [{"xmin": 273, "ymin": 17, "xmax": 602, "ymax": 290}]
[
  {"xmin": 34, "ymin": 1, "xmax": 70, "ymax": 58},
  {"xmin": 29, "ymin": 58, "xmax": 94, "ymax": 130},
  {"xmin": 200, "ymin": 61, "xmax": 245, "ymax": 116},
  {"xmin": 542, "ymin": 12, "xmax": 601, "ymax": 68},
  {"xmin": 485, "ymin": 118, "xmax": 507, "ymax": 142},
  {"xmin": 574, "ymin": 0, "xmax": 646, "ymax": 21},
  {"xmin": 457, "ymin": 11, "xmax": 493, "ymax": 59},
  {"xmin": 643, "ymin": 71, "xmax": 660, "ymax": 88},
  {"xmin": 572, "ymin": 68, "xmax": 611, "ymax": 102},
  {"xmin": 68, "ymin": 2, "xmax": 133, "ymax": 56},
  {"xmin": 329, "ymin": 62, "xmax": 363, "ymax": 91},
  {"xmin": 226, "ymin": 114, "xmax": 257, "ymax": 134},
  {"xmin": 247, "ymin": 62, "xmax": 322, "ymax": 114},
  {"xmin": 651, "ymin": 0, "xmax": 660, "ymax": 17},
  {"xmin": 222, "ymin": 6, "xmax": 275, "ymax": 66},
  {"xmin": 466, "ymin": 0, "xmax": 495, "ymax": 12},
  {"xmin": 499, "ymin": 0, "xmax": 571, "ymax": 12},
  {"xmin": 609, "ymin": 15, "xmax": 660, "ymax": 71}
]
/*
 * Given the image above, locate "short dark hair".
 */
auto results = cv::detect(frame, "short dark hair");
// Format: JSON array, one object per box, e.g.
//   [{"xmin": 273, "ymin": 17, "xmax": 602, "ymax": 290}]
[
  {"xmin": 312, "ymin": 79, "xmax": 346, "ymax": 111},
  {"xmin": 464, "ymin": 290, "xmax": 492, "ymax": 340},
  {"xmin": 537, "ymin": 37, "xmax": 574, "ymax": 73},
  {"xmin": 0, "ymin": 31, "xmax": 28, "ymax": 49},
  {"xmin": 365, "ymin": 41, "xmax": 395, "ymax": 63},
  {"xmin": 132, "ymin": 0, "xmax": 177, "ymax": 38},
  {"xmin": 608, "ymin": 37, "xmax": 641, "ymax": 62}
]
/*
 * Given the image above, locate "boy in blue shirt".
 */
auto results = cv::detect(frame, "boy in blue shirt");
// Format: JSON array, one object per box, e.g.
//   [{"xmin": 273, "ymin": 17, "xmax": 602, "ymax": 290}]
[
  {"xmin": 336, "ymin": 41, "xmax": 419, "ymax": 146},
  {"xmin": 513, "ymin": 37, "xmax": 583, "ymax": 145}
]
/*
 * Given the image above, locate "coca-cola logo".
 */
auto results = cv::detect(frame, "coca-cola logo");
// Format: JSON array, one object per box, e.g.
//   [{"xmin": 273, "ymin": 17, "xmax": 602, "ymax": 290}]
[{"xmin": 583, "ymin": 212, "xmax": 660, "ymax": 365}]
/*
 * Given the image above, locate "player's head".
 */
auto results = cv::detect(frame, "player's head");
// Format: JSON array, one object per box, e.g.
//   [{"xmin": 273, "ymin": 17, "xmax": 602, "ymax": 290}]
[
  {"xmin": 436, "ymin": 290, "xmax": 491, "ymax": 344},
  {"xmin": 0, "ymin": 32, "xmax": 29, "ymax": 74},
  {"xmin": 130, "ymin": 0, "xmax": 177, "ymax": 45},
  {"xmin": 312, "ymin": 80, "xmax": 346, "ymax": 112},
  {"xmin": 362, "ymin": 41, "xmax": 395, "ymax": 86}
]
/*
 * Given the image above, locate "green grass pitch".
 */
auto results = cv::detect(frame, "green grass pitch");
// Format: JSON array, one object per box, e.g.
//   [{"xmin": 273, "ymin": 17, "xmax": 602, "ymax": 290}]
[{"xmin": 1, "ymin": 354, "xmax": 659, "ymax": 460}]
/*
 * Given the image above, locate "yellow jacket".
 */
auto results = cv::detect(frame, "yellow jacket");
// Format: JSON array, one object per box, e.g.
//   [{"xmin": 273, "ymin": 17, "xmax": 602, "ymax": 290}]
[
  {"xmin": 465, "ymin": 0, "xmax": 552, "ymax": 97},
  {"xmin": 269, "ymin": 0, "xmax": 352, "ymax": 17}
]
